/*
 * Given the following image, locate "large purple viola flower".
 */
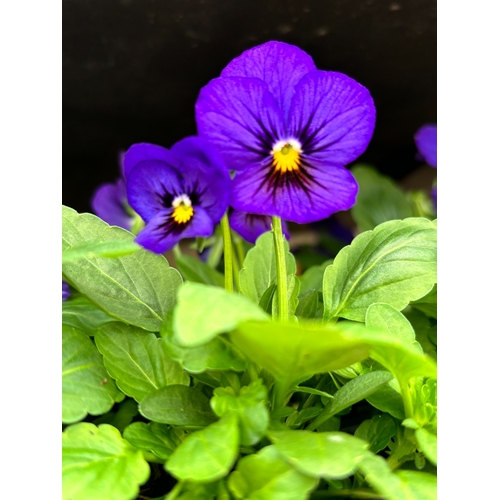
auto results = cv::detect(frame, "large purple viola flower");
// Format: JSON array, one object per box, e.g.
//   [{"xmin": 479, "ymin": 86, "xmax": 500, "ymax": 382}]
[
  {"xmin": 91, "ymin": 153, "xmax": 135, "ymax": 230},
  {"xmin": 229, "ymin": 208, "xmax": 290, "ymax": 244},
  {"xmin": 414, "ymin": 124, "xmax": 437, "ymax": 168},
  {"xmin": 125, "ymin": 136, "xmax": 231, "ymax": 253},
  {"xmin": 195, "ymin": 41, "xmax": 376, "ymax": 224}
]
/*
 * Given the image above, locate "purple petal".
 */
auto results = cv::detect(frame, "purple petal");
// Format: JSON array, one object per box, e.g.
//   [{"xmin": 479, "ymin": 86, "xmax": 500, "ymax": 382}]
[
  {"xmin": 62, "ymin": 280, "xmax": 71, "ymax": 301},
  {"xmin": 91, "ymin": 180, "xmax": 133, "ymax": 230},
  {"xmin": 220, "ymin": 41, "xmax": 316, "ymax": 119},
  {"xmin": 127, "ymin": 160, "xmax": 184, "ymax": 223},
  {"xmin": 135, "ymin": 207, "xmax": 214, "ymax": 254},
  {"xmin": 195, "ymin": 76, "xmax": 286, "ymax": 171},
  {"xmin": 229, "ymin": 209, "xmax": 289, "ymax": 244},
  {"xmin": 123, "ymin": 143, "xmax": 179, "ymax": 179},
  {"xmin": 414, "ymin": 124, "xmax": 437, "ymax": 168},
  {"xmin": 171, "ymin": 136, "xmax": 231, "ymax": 223},
  {"xmin": 230, "ymin": 158, "xmax": 358, "ymax": 224},
  {"xmin": 288, "ymin": 71, "xmax": 376, "ymax": 166}
]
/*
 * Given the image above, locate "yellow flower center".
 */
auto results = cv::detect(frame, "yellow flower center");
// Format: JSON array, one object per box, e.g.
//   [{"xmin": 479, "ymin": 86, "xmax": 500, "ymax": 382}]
[
  {"xmin": 171, "ymin": 194, "xmax": 194, "ymax": 224},
  {"xmin": 271, "ymin": 139, "xmax": 302, "ymax": 173}
]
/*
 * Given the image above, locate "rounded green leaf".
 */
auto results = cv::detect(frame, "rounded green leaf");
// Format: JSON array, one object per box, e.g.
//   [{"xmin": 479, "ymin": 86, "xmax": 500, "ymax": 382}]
[
  {"xmin": 269, "ymin": 430, "xmax": 368, "ymax": 479},
  {"xmin": 323, "ymin": 218, "xmax": 437, "ymax": 322},
  {"xmin": 94, "ymin": 322, "xmax": 189, "ymax": 402},
  {"xmin": 62, "ymin": 206, "xmax": 183, "ymax": 331},
  {"xmin": 123, "ymin": 422, "xmax": 181, "ymax": 460},
  {"xmin": 62, "ymin": 296, "xmax": 117, "ymax": 334},
  {"xmin": 415, "ymin": 427, "xmax": 437, "ymax": 466},
  {"xmin": 228, "ymin": 445, "xmax": 318, "ymax": 500},
  {"xmin": 166, "ymin": 412, "xmax": 240, "ymax": 482},
  {"xmin": 139, "ymin": 385, "xmax": 217, "ymax": 426},
  {"xmin": 173, "ymin": 282, "xmax": 269, "ymax": 346},
  {"xmin": 62, "ymin": 423, "xmax": 150, "ymax": 500},
  {"xmin": 62, "ymin": 325, "xmax": 123, "ymax": 424}
]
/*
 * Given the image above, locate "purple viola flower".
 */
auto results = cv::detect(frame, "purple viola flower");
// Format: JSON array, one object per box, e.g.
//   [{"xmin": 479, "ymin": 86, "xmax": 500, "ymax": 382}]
[
  {"xmin": 414, "ymin": 124, "xmax": 437, "ymax": 168},
  {"xmin": 125, "ymin": 136, "xmax": 231, "ymax": 253},
  {"xmin": 91, "ymin": 152, "xmax": 135, "ymax": 230},
  {"xmin": 229, "ymin": 208, "xmax": 290, "ymax": 244},
  {"xmin": 62, "ymin": 280, "xmax": 71, "ymax": 301},
  {"xmin": 195, "ymin": 41, "xmax": 376, "ymax": 224}
]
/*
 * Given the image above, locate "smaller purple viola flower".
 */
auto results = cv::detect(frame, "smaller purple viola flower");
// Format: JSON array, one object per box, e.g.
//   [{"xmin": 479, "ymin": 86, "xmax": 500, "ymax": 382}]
[
  {"xmin": 62, "ymin": 280, "xmax": 71, "ymax": 301},
  {"xmin": 91, "ymin": 152, "xmax": 135, "ymax": 230},
  {"xmin": 125, "ymin": 136, "xmax": 231, "ymax": 254},
  {"xmin": 229, "ymin": 208, "xmax": 290, "ymax": 244},
  {"xmin": 414, "ymin": 124, "xmax": 437, "ymax": 168}
]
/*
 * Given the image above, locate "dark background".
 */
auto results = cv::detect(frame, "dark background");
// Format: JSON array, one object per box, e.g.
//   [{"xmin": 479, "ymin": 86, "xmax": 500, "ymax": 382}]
[{"xmin": 62, "ymin": 0, "xmax": 436, "ymax": 214}]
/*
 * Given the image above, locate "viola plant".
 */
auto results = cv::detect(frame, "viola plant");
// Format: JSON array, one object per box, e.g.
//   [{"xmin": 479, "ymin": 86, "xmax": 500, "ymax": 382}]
[
  {"xmin": 62, "ymin": 41, "xmax": 437, "ymax": 500},
  {"xmin": 414, "ymin": 123, "xmax": 437, "ymax": 212}
]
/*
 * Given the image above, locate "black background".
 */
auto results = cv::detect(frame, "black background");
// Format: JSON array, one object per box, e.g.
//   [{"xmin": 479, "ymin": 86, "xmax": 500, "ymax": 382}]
[{"xmin": 62, "ymin": 0, "xmax": 436, "ymax": 214}]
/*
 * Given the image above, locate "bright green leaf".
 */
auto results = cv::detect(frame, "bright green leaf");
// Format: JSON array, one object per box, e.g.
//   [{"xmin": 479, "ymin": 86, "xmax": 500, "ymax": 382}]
[
  {"xmin": 354, "ymin": 414, "xmax": 397, "ymax": 453},
  {"xmin": 298, "ymin": 261, "xmax": 330, "ymax": 293},
  {"xmin": 295, "ymin": 290, "xmax": 320, "ymax": 319},
  {"xmin": 62, "ymin": 239, "xmax": 141, "ymax": 263},
  {"xmin": 175, "ymin": 254, "xmax": 225, "ymax": 287},
  {"xmin": 366, "ymin": 383, "xmax": 405, "ymax": 420},
  {"xmin": 239, "ymin": 231, "xmax": 296, "ymax": 304},
  {"xmin": 228, "ymin": 445, "xmax": 318, "ymax": 500},
  {"xmin": 415, "ymin": 427, "xmax": 437, "ymax": 466},
  {"xmin": 94, "ymin": 322, "xmax": 189, "ymax": 402},
  {"xmin": 123, "ymin": 421, "xmax": 182, "ymax": 460},
  {"xmin": 166, "ymin": 412, "xmax": 240, "ymax": 482},
  {"xmin": 395, "ymin": 470, "xmax": 437, "ymax": 500},
  {"xmin": 62, "ymin": 423, "xmax": 150, "ymax": 500},
  {"xmin": 173, "ymin": 282, "xmax": 269, "ymax": 346},
  {"xmin": 62, "ymin": 205, "xmax": 183, "ymax": 332},
  {"xmin": 269, "ymin": 430, "xmax": 368, "ymax": 479},
  {"xmin": 62, "ymin": 296, "xmax": 117, "ymax": 334},
  {"xmin": 62, "ymin": 325, "xmax": 123, "ymax": 424},
  {"xmin": 323, "ymin": 218, "xmax": 437, "ymax": 322},
  {"xmin": 410, "ymin": 284, "xmax": 437, "ymax": 319},
  {"xmin": 139, "ymin": 385, "xmax": 217, "ymax": 426}
]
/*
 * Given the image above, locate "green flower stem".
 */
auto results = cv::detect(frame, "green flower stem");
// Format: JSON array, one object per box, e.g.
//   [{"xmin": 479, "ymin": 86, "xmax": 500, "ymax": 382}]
[
  {"xmin": 271, "ymin": 216, "xmax": 289, "ymax": 321},
  {"xmin": 165, "ymin": 481, "xmax": 184, "ymax": 500},
  {"xmin": 172, "ymin": 244, "xmax": 182, "ymax": 259},
  {"xmin": 220, "ymin": 212, "xmax": 234, "ymax": 293}
]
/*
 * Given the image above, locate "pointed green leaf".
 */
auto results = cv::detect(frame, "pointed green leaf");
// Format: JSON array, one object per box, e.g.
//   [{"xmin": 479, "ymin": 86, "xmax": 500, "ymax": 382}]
[
  {"xmin": 295, "ymin": 290, "xmax": 320, "ymax": 319},
  {"xmin": 94, "ymin": 322, "xmax": 189, "ymax": 402},
  {"xmin": 166, "ymin": 412, "xmax": 240, "ymax": 482},
  {"xmin": 62, "ymin": 205, "xmax": 183, "ymax": 332},
  {"xmin": 139, "ymin": 385, "xmax": 217, "ymax": 426},
  {"xmin": 62, "ymin": 239, "xmax": 141, "ymax": 263},
  {"xmin": 298, "ymin": 261, "xmax": 330, "ymax": 293},
  {"xmin": 175, "ymin": 254, "xmax": 225, "ymax": 287},
  {"xmin": 123, "ymin": 422, "xmax": 182, "ymax": 460},
  {"xmin": 415, "ymin": 427, "xmax": 437, "ymax": 466},
  {"xmin": 228, "ymin": 445, "xmax": 318, "ymax": 500},
  {"xmin": 62, "ymin": 296, "xmax": 117, "ymax": 334},
  {"xmin": 323, "ymin": 218, "xmax": 437, "ymax": 322},
  {"xmin": 269, "ymin": 430, "xmax": 368, "ymax": 479},
  {"xmin": 354, "ymin": 414, "xmax": 397, "ymax": 453},
  {"xmin": 62, "ymin": 423, "xmax": 150, "ymax": 500},
  {"xmin": 410, "ymin": 284, "xmax": 437, "ymax": 319},
  {"xmin": 366, "ymin": 383, "xmax": 405, "ymax": 420},
  {"xmin": 173, "ymin": 282, "xmax": 269, "ymax": 346},
  {"xmin": 239, "ymin": 231, "xmax": 296, "ymax": 304},
  {"xmin": 351, "ymin": 165, "xmax": 415, "ymax": 232},
  {"xmin": 395, "ymin": 470, "xmax": 437, "ymax": 500},
  {"xmin": 62, "ymin": 325, "xmax": 123, "ymax": 424}
]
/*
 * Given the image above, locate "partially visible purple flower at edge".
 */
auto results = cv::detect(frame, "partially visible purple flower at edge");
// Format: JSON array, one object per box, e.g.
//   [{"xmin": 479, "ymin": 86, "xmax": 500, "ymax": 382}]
[
  {"xmin": 229, "ymin": 208, "xmax": 290, "ymax": 245},
  {"xmin": 195, "ymin": 41, "xmax": 376, "ymax": 225},
  {"xmin": 414, "ymin": 124, "xmax": 437, "ymax": 168},
  {"xmin": 124, "ymin": 136, "xmax": 231, "ymax": 254},
  {"xmin": 91, "ymin": 152, "xmax": 134, "ymax": 230},
  {"xmin": 62, "ymin": 281, "xmax": 71, "ymax": 301}
]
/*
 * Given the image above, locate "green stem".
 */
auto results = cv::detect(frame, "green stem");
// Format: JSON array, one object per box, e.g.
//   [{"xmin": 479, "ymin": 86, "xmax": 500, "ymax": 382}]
[
  {"xmin": 220, "ymin": 212, "xmax": 233, "ymax": 293},
  {"xmin": 271, "ymin": 216, "xmax": 288, "ymax": 321},
  {"xmin": 172, "ymin": 244, "xmax": 182, "ymax": 259},
  {"xmin": 165, "ymin": 481, "xmax": 184, "ymax": 500},
  {"xmin": 400, "ymin": 379, "xmax": 414, "ymax": 419},
  {"xmin": 231, "ymin": 238, "xmax": 241, "ymax": 291}
]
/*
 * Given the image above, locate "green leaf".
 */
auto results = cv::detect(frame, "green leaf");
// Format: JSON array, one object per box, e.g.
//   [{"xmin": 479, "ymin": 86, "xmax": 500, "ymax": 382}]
[
  {"xmin": 62, "ymin": 205, "xmax": 183, "ymax": 332},
  {"xmin": 211, "ymin": 379, "xmax": 269, "ymax": 446},
  {"xmin": 62, "ymin": 325, "xmax": 124, "ymax": 424},
  {"xmin": 173, "ymin": 282, "xmax": 269, "ymax": 347},
  {"xmin": 123, "ymin": 422, "xmax": 182, "ymax": 460},
  {"xmin": 62, "ymin": 239, "xmax": 141, "ymax": 263},
  {"xmin": 93, "ymin": 398, "xmax": 139, "ymax": 432},
  {"xmin": 354, "ymin": 414, "xmax": 397, "ymax": 453},
  {"xmin": 239, "ymin": 231, "xmax": 296, "ymax": 304},
  {"xmin": 139, "ymin": 385, "xmax": 217, "ymax": 426},
  {"xmin": 395, "ymin": 470, "xmax": 437, "ymax": 500},
  {"xmin": 295, "ymin": 290, "xmax": 320, "ymax": 319},
  {"xmin": 258, "ymin": 283, "xmax": 277, "ymax": 314},
  {"xmin": 230, "ymin": 321, "xmax": 373, "ymax": 404},
  {"xmin": 228, "ymin": 445, "xmax": 318, "ymax": 500},
  {"xmin": 410, "ymin": 284, "xmax": 437, "ymax": 319},
  {"xmin": 415, "ymin": 427, "xmax": 437, "ymax": 466},
  {"xmin": 175, "ymin": 254, "xmax": 225, "ymax": 287},
  {"xmin": 307, "ymin": 371, "xmax": 394, "ymax": 430},
  {"xmin": 366, "ymin": 382, "xmax": 405, "ymax": 420},
  {"xmin": 94, "ymin": 322, "xmax": 189, "ymax": 402},
  {"xmin": 298, "ymin": 261, "xmax": 330, "ymax": 293},
  {"xmin": 62, "ymin": 423, "xmax": 150, "ymax": 500},
  {"xmin": 366, "ymin": 303, "xmax": 422, "ymax": 353},
  {"xmin": 62, "ymin": 296, "xmax": 117, "ymax": 334},
  {"xmin": 269, "ymin": 430, "xmax": 368, "ymax": 479},
  {"xmin": 166, "ymin": 412, "xmax": 240, "ymax": 482},
  {"xmin": 351, "ymin": 165, "xmax": 415, "ymax": 232},
  {"xmin": 323, "ymin": 218, "xmax": 437, "ymax": 322}
]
